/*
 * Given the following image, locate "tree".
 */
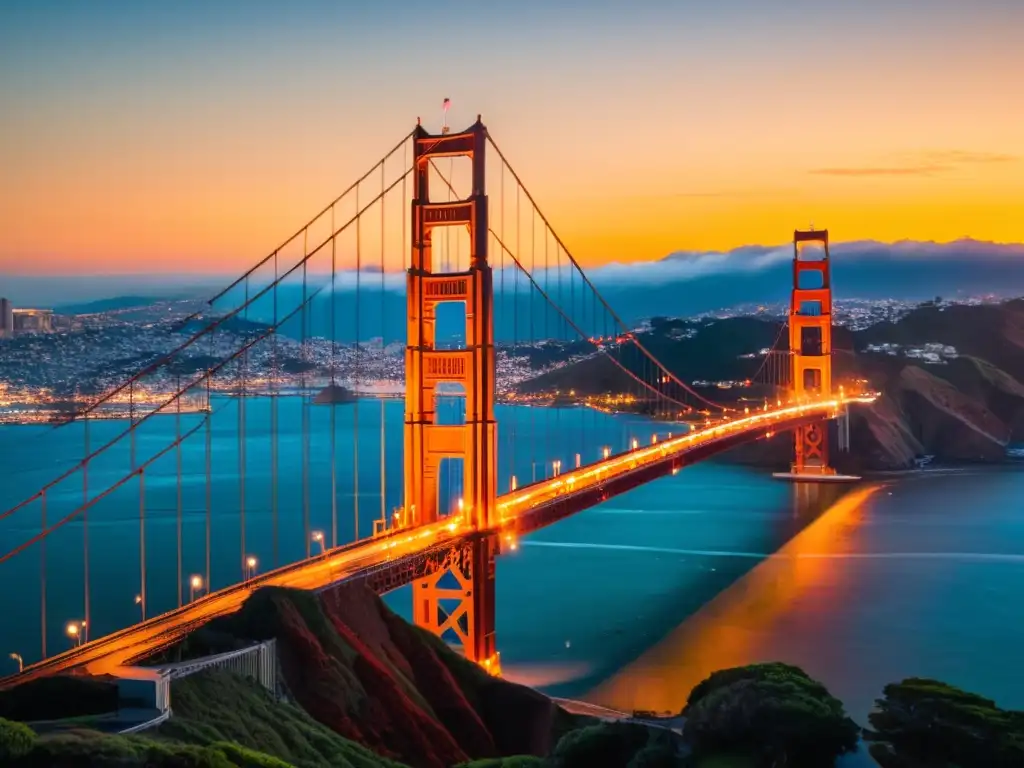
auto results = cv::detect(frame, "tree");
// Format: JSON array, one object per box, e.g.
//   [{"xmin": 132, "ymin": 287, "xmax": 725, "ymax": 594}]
[
  {"xmin": 865, "ymin": 677, "xmax": 1024, "ymax": 768},
  {"xmin": 551, "ymin": 721, "xmax": 652, "ymax": 768},
  {"xmin": 0, "ymin": 718, "xmax": 35, "ymax": 761},
  {"xmin": 681, "ymin": 662, "xmax": 859, "ymax": 767}
]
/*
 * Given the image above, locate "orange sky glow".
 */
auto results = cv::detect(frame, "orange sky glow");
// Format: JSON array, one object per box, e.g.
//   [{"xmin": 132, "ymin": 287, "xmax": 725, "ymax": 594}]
[{"xmin": 1, "ymin": 2, "xmax": 1022, "ymax": 275}]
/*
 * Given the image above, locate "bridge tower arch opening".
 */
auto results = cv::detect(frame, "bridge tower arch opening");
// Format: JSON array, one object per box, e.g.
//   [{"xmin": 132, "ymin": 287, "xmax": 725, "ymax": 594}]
[
  {"xmin": 788, "ymin": 229, "xmax": 836, "ymax": 477},
  {"xmin": 404, "ymin": 117, "xmax": 499, "ymax": 669}
]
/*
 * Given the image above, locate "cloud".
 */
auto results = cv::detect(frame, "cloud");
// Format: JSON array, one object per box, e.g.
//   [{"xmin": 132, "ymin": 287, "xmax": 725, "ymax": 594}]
[
  {"xmin": 314, "ymin": 238, "xmax": 1024, "ymax": 292},
  {"xmin": 920, "ymin": 150, "xmax": 1016, "ymax": 165},
  {"xmin": 578, "ymin": 244, "xmax": 794, "ymax": 287},
  {"xmin": 573, "ymin": 238, "xmax": 1024, "ymax": 288},
  {"xmin": 810, "ymin": 165, "xmax": 947, "ymax": 177},
  {"xmin": 809, "ymin": 149, "xmax": 1017, "ymax": 178}
]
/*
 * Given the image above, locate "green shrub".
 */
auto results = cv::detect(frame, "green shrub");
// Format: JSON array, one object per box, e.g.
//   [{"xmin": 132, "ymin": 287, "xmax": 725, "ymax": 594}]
[
  {"xmin": 682, "ymin": 662, "xmax": 859, "ymax": 767},
  {"xmin": 211, "ymin": 740, "xmax": 295, "ymax": 767},
  {"xmin": 866, "ymin": 677, "xmax": 1024, "ymax": 768},
  {"xmin": 626, "ymin": 742, "xmax": 679, "ymax": 768},
  {"xmin": 552, "ymin": 721, "xmax": 651, "ymax": 768},
  {"xmin": 0, "ymin": 717, "xmax": 36, "ymax": 760}
]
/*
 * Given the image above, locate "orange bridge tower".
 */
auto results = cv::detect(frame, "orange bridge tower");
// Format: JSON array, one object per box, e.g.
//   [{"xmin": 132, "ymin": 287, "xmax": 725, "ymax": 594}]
[
  {"xmin": 788, "ymin": 229, "xmax": 836, "ymax": 477},
  {"xmin": 404, "ymin": 117, "xmax": 499, "ymax": 668}
]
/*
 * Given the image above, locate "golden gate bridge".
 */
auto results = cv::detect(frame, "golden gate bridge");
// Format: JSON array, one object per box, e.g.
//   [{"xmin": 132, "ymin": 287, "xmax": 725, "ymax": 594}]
[{"xmin": 0, "ymin": 117, "xmax": 874, "ymax": 687}]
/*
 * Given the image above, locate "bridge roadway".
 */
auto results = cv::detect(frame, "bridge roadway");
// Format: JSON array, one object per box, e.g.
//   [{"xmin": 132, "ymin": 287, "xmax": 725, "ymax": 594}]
[{"xmin": 0, "ymin": 395, "xmax": 873, "ymax": 690}]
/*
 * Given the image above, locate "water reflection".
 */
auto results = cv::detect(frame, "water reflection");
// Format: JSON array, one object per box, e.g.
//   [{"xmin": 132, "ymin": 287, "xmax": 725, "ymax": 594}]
[{"xmin": 588, "ymin": 484, "xmax": 882, "ymax": 713}]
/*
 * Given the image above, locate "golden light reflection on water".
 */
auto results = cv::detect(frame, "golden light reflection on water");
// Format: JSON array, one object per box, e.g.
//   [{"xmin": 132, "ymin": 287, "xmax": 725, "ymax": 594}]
[{"xmin": 586, "ymin": 483, "xmax": 883, "ymax": 713}]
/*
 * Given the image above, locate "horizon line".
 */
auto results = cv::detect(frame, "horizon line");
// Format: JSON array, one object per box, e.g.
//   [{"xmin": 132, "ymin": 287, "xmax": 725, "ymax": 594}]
[{"xmin": 3, "ymin": 236, "xmax": 1023, "ymax": 279}]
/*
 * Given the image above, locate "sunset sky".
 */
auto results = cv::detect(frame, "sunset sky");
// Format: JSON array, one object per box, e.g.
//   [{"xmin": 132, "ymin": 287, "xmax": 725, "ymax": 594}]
[{"xmin": 1, "ymin": 0, "xmax": 1022, "ymax": 276}]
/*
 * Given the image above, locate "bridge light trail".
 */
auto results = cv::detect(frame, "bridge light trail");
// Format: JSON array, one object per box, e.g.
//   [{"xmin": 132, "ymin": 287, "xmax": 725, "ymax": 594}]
[{"xmin": 0, "ymin": 395, "xmax": 876, "ymax": 688}]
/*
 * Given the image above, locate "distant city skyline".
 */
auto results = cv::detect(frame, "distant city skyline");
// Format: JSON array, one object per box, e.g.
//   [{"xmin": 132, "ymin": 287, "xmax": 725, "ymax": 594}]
[{"xmin": 2, "ymin": 0, "xmax": 1022, "ymax": 275}]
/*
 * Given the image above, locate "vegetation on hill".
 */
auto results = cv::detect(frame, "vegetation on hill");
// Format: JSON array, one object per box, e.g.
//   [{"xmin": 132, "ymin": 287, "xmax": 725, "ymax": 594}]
[
  {"xmin": 5, "ymin": 597, "xmax": 1021, "ymax": 768},
  {"xmin": 0, "ymin": 716, "xmax": 300, "ymax": 767},
  {"xmin": 681, "ymin": 662, "xmax": 859, "ymax": 767},
  {"xmin": 0, "ymin": 667, "xmax": 406, "ymax": 767},
  {"xmin": 160, "ymin": 669, "xmax": 408, "ymax": 768},
  {"xmin": 865, "ymin": 678, "xmax": 1024, "ymax": 767},
  {"xmin": 518, "ymin": 299, "xmax": 1024, "ymax": 468},
  {"xmin": 162, "ymin": 585, "xmax": 582, "ymax": 768}
]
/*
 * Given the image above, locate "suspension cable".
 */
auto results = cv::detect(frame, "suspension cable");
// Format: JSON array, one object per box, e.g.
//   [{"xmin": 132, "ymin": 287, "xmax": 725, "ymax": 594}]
[
  {"xmin": 0, "ymin": 282, "xmax": 330, "ymax": 564},
  {"xmin": 485, "ymin": 133, "xmax": 727, "ymax": 413},
  {"xmin": 1, "ymin": 168, "xmax": 413, "ymax": 524}
]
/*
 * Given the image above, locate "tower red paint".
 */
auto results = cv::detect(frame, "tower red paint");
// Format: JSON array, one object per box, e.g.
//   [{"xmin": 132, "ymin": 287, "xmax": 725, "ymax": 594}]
[
  {"xmin": 404, "ymin": 118, "xmax": 499, "ymax": 668},
  {"xmin": 788, "ymin": 229, "xmax": 836, "ymax": 476}
]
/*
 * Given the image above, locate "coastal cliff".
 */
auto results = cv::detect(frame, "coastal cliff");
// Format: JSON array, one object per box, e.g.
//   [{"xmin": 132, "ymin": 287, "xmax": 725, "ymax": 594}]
[{"xmin": 163, "ymin": 585, "xmax": 578, "ymax": 768}]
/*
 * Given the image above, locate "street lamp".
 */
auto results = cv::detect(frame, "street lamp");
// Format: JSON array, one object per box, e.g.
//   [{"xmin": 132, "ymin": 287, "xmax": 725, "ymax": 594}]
[
  {"xmin": 8, "ymin": 652, "xmax": 22, "ymax": 673},
  {"xmin": 66, "ymin": 621, "xmax": 82, "ymax": 647},
  {"xmin": 189, "ymin": 575, "xmax": 203, "ymax": 602},
  {"xmin": 134, "ymin": 593, "xmax": 145, "ymax": 620},
  {"xmin": 245, "ymin": 556, "xmax": 258, "ymax": 580},
  {"xmin": 311, "ymin": 531, "xmax": 325, "ymax": 555}
]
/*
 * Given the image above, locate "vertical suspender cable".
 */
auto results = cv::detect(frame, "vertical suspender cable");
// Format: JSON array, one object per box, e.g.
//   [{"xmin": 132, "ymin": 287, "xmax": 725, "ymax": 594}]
[
  {"xmin": 271, "ymin": 253, "xmax": 279, "ymax": 567},
  {"xmin": 205, "ymin": 370, "xmax": 212, "ymax": 590},
  {"xmin": 513, "ymin": 180, "xmax": 519, "ymax": 485},
  {"xmin": 239, "ymin": 278, "xmax": 248, "ymax": 578},
  {"xmin": 499, "ymin": 161, "xmax": 507, "ymax": 488},
  {"xmin": 354, "ymin": 185, "xmax": 361, "ymax": 541},
  {"xmin": 330, "ymin": 207, "xmax": 338, "ymax": 548},
  {"xmin": 82, "ymin": 412, "xmax": 90, "ymax": 643},
  {"xmin": 380, "ymin": 162, "xmax": 387, "ymax": 529},
  {"xmin": 530, "ymin": 205, "xmax": 536, "ymax": 480},
  {"xmin": 176, "ymin": 373, "xmax": 183, "ymax": 608},
  {"xmin": 302, "ymin": 233, "xmax": 311, "ymax": 559},
  {"xmin": 40, "ymin": 492, "xmax": 47, "ymax": 659},
  {"xmin": 401, "ymin": 140, "xmax": 408, "ymax": 526},
  {"xmin": 139, "ymin": 468, "xmax": 146, "ymax": 621}
]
